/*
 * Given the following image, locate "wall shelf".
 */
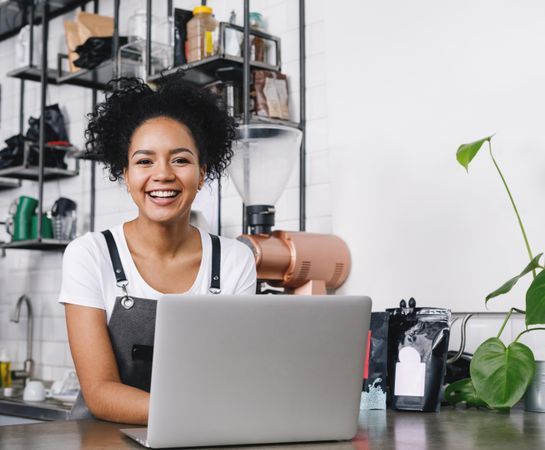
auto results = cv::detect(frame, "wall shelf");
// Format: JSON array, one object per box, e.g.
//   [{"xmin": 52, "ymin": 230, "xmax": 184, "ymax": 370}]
[
  {"xmin": 247, "ymin": 116, "xmax": 301, "ymax": 130},
  {"xmin": 56, "ymin": 58, "xmax": 116, "ymax": 90},
  {"xmin": 149, "ymin": 55, "xmax": 280, "ymax": 87},
  {"xmin": 0, "ymin": 166, "xmax": 79, "ymax": 181},
  {"xmin": 8, "ymin": 59, "xmax": 116, "ymax": 91},
  {"xmin": 1, "ymin": 239, "xmax": 70, "ymax": 251},
  {"xmin": 0, "ymin": 178, "xmax": 21, "ymax": 190},
  {"xmin": 7, "ymin": 65, "xmax": 62, "ymax": 84},
  {"xmin": 73, "ymin": 150, "xmax": 100, "ymax": 161}
]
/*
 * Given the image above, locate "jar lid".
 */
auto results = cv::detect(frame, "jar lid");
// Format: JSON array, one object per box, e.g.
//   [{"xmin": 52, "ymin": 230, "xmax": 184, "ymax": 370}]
[{"xmin": 193, "ymin": 6, "xmax": 213, "ymax": 15}]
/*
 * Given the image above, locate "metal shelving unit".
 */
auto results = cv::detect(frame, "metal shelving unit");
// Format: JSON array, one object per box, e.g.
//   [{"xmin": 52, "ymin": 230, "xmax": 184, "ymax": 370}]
[
  {"xmin": 2, "ymin": 0, "xmax": 306, "ymax": 247},
  {"xmin": 1, "ymin": 0, "xmax": 95, "ymax": 253}
]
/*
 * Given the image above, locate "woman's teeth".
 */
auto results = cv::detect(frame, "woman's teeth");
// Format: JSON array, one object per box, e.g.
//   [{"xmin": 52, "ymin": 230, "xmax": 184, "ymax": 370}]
[{"xmin": 148, "ymin": 190, "xmax": 179, "ymax": 198}]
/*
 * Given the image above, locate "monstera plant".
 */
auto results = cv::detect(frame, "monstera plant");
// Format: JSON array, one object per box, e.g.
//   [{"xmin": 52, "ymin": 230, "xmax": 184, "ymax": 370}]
[{"xmin": 446, "ymin": 135, "xmax": 545, "ymax": 410}]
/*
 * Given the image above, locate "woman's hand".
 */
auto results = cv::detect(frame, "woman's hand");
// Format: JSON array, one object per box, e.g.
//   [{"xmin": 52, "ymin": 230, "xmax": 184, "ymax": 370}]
[{"xmin": 65, "ymin": 303, "xmax": 149, "ymax": 424}]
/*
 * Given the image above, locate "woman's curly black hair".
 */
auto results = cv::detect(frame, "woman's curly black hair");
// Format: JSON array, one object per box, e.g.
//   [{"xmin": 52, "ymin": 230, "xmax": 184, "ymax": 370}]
[{"xmin": 85, "ymin": 76, "xmax": 236, "ymax": 182}]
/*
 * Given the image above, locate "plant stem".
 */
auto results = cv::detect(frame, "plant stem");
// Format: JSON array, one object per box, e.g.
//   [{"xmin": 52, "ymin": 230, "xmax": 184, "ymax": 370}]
[
  {"xmin": 515, "ymin": 327, "xmax": 545, "ymax": 343},
  {"xmin": 488, "ymin": 141, "xmax": 535, "ymax": 278},
  {"xmin": 497, "ymin": 307, "xmax": 526, "ymax": 339}
]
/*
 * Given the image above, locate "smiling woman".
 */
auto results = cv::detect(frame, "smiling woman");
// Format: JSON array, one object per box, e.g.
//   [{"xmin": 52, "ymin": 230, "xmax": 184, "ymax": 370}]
[{"xmin": 57, "ymin": 77, "xmax": 257, "ymax": 425}]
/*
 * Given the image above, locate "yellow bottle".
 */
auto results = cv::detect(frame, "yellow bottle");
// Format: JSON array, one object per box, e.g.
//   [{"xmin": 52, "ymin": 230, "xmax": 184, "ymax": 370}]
[{"xmin": 0, "ymin": 348, "xmax": 12, "ymax": 388}]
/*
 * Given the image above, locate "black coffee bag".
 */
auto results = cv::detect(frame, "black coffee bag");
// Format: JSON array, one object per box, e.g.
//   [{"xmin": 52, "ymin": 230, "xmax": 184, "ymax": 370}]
[{"xmin": 387, "ymin": 301, "xmax": 450, "ymax": 412}]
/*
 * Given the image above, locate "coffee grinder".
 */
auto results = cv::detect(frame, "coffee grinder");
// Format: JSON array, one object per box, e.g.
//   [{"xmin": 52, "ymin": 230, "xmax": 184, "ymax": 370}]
[{"xmin": 228, "ymin": 124, "xmax": 351, "ymax": 295}]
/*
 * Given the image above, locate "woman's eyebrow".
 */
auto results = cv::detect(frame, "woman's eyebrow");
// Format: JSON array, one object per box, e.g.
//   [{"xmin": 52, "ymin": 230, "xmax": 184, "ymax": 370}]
[
  {"xmin": 131, "ymin": 148, "xmax": 195, "ymax": 159},
  {"xmin": 169, "ymin": 147, "xmax": 194, "ymax": 156}
]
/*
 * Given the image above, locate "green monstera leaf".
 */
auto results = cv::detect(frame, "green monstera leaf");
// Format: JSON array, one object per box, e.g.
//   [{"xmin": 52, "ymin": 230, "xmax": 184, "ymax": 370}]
[
  {"xmin": 526, "ymin": 268, "xmax": 545, "ymax": 325},
  {"xmin": 486, "ymin": 253, "xmax": 543, "ymax": 305},
  {"xmin": 470, "ymin": 337, "xmax": 535, "ymax": 409},
  {"xmin": 445, "ymin": 378, "xmax": 488, "ymax": 407},
  {"xmin": 456, "ymin": 135, "xmax": 494, "ymax": 171}
]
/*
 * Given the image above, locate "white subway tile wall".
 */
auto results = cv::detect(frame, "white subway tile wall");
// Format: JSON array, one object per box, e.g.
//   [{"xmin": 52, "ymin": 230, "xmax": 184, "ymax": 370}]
[{"xmin": 0, "ymin": 0, "xmax": 334, "ymax": 381}]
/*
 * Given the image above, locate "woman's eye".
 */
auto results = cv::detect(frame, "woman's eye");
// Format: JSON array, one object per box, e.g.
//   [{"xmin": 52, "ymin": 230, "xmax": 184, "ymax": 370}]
[
  {"xmin": 173, "ymin": 157, "xmax": 190, "ymax": 164},
  {"xmin": 136, "ymin": 159, "xmax": 153, "ymax": 165}
]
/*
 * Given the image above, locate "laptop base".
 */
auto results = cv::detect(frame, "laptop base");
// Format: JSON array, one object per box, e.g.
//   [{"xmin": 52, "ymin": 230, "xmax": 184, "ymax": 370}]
[{"xmin": 121, "ymin": 428, "xmax": 150, "ymax": 448}]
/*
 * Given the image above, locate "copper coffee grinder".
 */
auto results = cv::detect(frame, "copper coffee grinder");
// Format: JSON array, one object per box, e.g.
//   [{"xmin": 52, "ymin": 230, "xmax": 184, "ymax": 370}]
[{"xmin": 228, "ymin": 124, "xmax": 351, "ymax": 295}]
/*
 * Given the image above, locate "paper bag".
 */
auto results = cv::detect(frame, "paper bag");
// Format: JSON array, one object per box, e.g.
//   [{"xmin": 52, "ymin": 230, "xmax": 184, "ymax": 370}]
[
  {"xmin": 63, "ymin": 20, "xmax": 80, "ymax": 73},
  {"xmin": 76, "ymin": 12, "xmax": 114, "ymax": 43}
]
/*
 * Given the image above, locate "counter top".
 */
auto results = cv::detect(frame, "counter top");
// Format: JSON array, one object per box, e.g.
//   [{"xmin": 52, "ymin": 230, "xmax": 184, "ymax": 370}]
[{"xmin": 0, "ymin": 407, "xmax": 544, "ymax": 449}]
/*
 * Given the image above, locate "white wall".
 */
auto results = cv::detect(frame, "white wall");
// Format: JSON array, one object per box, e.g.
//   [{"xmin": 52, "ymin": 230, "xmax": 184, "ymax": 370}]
[
  {"xmin": 1, "ymin": 0, "xmax": 544, "ymax": 381},
  {"xmin": 0, "ymin": 0, "xmax": 329, "ymax": 380},
  {"xmin": 326, "ymin": 0, "xmax": 545, "ymax": 313}
]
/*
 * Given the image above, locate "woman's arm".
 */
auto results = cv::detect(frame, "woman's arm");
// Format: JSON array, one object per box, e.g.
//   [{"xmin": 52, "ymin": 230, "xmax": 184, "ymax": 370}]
[{"xmin": 65, "ymin": 303, "xmax": 149, "ymax": 424}]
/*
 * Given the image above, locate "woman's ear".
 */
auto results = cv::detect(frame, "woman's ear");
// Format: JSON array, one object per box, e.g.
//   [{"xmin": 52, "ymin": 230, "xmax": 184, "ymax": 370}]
[
  {"xmin": 123, "ymin": 168, "xmax": 130, "ymax": 192},
  {"xmin": 199, "ymin": 166, "xmax": 206, "ymax": 190}
]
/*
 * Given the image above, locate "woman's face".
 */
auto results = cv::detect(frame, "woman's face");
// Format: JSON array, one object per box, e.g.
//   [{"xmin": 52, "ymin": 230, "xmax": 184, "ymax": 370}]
[{"xmin": 124, "ymin": 116, "xmax": 205, "ymax": 225}]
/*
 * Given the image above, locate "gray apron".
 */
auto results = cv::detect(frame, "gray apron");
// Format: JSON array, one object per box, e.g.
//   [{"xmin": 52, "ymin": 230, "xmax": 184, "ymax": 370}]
[{"xmin": 69, "ymin": 229, "xmax": 221, "ymax": 420}]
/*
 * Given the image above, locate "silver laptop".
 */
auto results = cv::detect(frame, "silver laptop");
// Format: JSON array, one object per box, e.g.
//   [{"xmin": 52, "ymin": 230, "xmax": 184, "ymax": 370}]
[{"xmin": 121, "ymin": 294, "xmax": 372, "ymax": 448}]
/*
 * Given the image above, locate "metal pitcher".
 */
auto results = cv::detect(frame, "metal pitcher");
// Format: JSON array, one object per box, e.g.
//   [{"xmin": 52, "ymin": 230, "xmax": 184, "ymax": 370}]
[{"xmin": 525, "ymin": 360, "xmax": 545, "ymax": 412}]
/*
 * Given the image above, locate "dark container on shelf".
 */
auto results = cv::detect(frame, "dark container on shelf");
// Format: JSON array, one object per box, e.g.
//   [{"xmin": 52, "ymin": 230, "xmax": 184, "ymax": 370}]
[{"xmin": 174, "ymin": 8, "xmax": 193, "ymax": 66}]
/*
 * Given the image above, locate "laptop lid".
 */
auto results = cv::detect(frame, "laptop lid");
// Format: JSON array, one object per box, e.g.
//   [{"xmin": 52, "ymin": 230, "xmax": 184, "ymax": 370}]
[{"xmin": 147, "ymin": 295, "xmax": 371, "ymax": 448}]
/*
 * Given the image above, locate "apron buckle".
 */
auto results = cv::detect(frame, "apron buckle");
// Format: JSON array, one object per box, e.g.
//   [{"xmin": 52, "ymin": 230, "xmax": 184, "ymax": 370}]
[
  {"xmin": 116, "ymin": 280, "xmax": 134, "ymax": 309},
  {"xmin": 121, "ymin": 296, "xmax": 135, "ymax": 309}
]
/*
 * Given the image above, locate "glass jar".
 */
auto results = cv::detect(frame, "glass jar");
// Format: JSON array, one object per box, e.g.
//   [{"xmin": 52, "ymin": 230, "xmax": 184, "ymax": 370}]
[
  {"xmin": 128, "ymin": 9, "xmax": 147, "ymax": 43},
  {"xmin": 128, "ymin": 9, "xmax": 173, "ymax": 46},
  {"xmin": 186, "ymin": 5, "xmax": 218, "ymax": 63}
]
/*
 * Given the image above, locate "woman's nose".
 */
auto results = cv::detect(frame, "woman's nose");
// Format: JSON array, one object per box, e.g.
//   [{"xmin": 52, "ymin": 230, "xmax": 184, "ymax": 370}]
[{"xmin": 152, "ymin": 161, "xmax": 175, "ymax": 181}]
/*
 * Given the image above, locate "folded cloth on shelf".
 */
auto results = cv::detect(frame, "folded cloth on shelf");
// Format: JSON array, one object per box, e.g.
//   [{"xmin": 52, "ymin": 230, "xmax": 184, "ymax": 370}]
[
  {"xmin": 74, "ymin": 36, "xmax": 128, "ymax": 69},
  {"xmin": 0, "ymin": 136, "xmax": 68, "ymax": 171},
  {"xmin": 0, "ymin": 105, "xmax": 70, "ymax": 170},
  {"xmin": 25, "ymin": 104, "xmax": 69, "ymax": 143},
  {"xmin": 0, "ymin": 135, "xmax": 25, "ymax": 169}
]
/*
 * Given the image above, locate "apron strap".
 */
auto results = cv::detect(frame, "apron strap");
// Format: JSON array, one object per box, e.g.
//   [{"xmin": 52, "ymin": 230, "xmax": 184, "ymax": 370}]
[
  {"xmin": 209, "ymin": 234, "xmax": 221, "ymax": 294},
  {"xmin": 102, "ymin": 229, "xmax": 221, "ymax": 293},
  {"xmin": 102, "ymin": 230, "xmax": 128, "ymax": 284}
]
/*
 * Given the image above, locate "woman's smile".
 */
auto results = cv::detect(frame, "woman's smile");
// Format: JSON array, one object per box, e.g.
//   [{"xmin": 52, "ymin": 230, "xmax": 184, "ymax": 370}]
[{"xmin": 146, "ymin": 189, "xmax": 182, "ymax": 206}]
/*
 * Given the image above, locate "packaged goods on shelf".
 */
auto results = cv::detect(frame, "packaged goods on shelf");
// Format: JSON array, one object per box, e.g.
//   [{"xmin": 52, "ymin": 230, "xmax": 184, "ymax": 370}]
[
  {"xmin": 252, "ymin": 70, "xmax": 290, "ymax": 120},
  {"xmin": 64, "ymin": 12, "xmax": 114, "ymax": 73},
  {"xmin": 186, "ymin": 6, "xmax": 219, "ymax": 63},
  {"xmin": 249, "ymin": 12, "xmax": 266, "ymax": 63},
  {"xmin": 75, "ymin": 36, "xmax": 128, "ymax": 70}
]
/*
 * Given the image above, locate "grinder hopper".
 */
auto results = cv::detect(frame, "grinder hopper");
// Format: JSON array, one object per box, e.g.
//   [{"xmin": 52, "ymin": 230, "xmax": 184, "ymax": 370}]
[{"xmin": 228, "ymin": 124, "xmax": 351, "ymax": 294}]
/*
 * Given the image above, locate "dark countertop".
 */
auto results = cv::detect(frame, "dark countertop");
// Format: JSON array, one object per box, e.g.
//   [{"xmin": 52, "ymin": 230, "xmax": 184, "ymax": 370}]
[{"xmin": 0, "ymin": 407, "xmax": 544, "ymax": 449}]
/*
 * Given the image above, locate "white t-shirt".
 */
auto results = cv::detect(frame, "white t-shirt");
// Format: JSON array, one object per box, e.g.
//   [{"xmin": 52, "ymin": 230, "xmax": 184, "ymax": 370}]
[{"xmin": 59, "ymin": 225, "xmax": 257, "ymax": 322}]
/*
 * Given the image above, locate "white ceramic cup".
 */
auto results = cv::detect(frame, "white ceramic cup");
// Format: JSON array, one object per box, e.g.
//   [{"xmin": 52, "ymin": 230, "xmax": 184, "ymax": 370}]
[{"xmin": 23, "ymin": 380, "xmax": 46, "ymax": 402}]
